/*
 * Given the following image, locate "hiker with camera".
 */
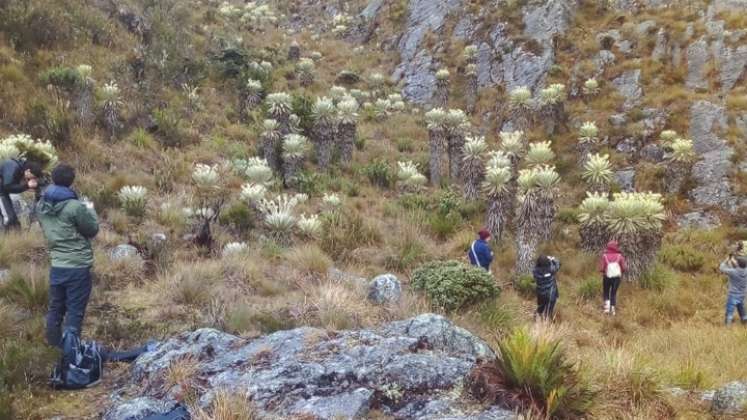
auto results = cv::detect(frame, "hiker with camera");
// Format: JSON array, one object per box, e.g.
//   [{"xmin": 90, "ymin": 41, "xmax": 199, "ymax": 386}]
[
  {"xmin": 599, "ymin": 240, "xmax": 626, "ymax": 316},
  {"xmin": 534, "ymin": 255, "xmax": 561, "ymax": 320},
  {"xmin": 0, "ymin": 157, "xmax": 44, "ymax": 230},
  {"xmin": 720, "ymin": 252, "xmax": 747, "ymax": 326}
]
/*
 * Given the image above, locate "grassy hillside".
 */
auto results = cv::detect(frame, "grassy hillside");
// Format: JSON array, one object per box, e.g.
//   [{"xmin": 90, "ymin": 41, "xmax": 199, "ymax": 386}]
[{"xmin": 0, "ymin": 0, "xmax": 746, "ymax": 418}]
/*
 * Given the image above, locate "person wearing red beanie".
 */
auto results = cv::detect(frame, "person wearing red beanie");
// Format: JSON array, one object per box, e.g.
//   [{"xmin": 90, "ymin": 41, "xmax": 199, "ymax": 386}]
[{"xmin": 468, "ymin": 228, "xmax": 493, "ymax": 271}]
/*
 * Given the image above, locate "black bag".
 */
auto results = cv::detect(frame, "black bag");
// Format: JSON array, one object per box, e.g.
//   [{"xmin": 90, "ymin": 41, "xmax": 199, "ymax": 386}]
[{"xmin": 50, "ymin": 331, "xmax": 103, "ymax": 390}]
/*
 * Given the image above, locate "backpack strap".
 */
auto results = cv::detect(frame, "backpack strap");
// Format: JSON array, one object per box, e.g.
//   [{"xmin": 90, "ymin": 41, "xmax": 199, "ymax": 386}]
[{"xmin": 470, "ymin": 241, "xmax": 482, "ymax": 268}]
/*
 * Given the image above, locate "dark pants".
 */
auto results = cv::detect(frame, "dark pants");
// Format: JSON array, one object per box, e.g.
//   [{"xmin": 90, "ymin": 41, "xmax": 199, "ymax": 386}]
[
  {"xmin": 603, "ymin": 276, "xmax": 621, "ymax": 306},
  {"xmin": 537, "ymin": 293, "xmax": 557, "ymax": 319},
  {"xmin": 0, "ymin": 192, "xmax": 19, "ymax": 229},
  {"xmin": 46, "ymin": 267, "xmax": 92, "ymax": 348}
]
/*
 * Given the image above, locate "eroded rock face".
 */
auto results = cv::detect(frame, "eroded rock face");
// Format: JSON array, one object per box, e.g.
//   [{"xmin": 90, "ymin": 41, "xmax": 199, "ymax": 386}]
[
  {"xmin": 687, "ymin": 37, "xmax": 709, "ymax": 90},
  {"xmin": 106, "ymin": 314, "xmax": 511, "ymax": 420},
  {"xmin": 689, "ymin": 100, "xmax": 736, "ymax": 210},
  {"xmin": 612, "ymin": 69, "xmax": 642, "ymax": 111},
  {"xmin": 393, "ymin": 0, "xmax": 577, "ymax": 104}
]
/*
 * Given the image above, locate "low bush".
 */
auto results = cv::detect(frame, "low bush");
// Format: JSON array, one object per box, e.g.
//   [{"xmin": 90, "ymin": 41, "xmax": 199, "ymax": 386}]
[
  {"xmin": 576, "ymin": 277, "xmax": 598, "ymax": 301},
  {"xmin": 659, "ymin": 244, "xmax": 705, "ymax": 272},
  {"xmin": 428, "ymin": 210, "xmax": 462, "ymax": 240},
  {"xmin": 639, "ymin": 264, "xmax": 677, "ymax": 292},
  {"xmin": 363, "ymin": 159, "xmax": 393, "ymax": 189},
  {"xmin": 411, "ymin": 260, "xmax": 500, "ymax": 311},
  {"xmin": 495, "ymin": 328, "xmax": 594, "ymax": 418},
  {"xmin": 39, "ymin": 66, "xmax": 81, "ymax": 91}
]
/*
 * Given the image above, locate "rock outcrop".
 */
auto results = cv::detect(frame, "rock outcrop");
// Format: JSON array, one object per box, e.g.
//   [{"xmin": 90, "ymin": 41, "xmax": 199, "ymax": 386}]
[
  {"xmin": 106, "ymin": 314, "xmax": 514, "ymax": 420},
  {"xmin": 389, "ymin": 0, "xmax": 577, "ymax": 104},
  {"xmin": 688, "ymin": 100, "xmax": 736, "ymax": 210}
]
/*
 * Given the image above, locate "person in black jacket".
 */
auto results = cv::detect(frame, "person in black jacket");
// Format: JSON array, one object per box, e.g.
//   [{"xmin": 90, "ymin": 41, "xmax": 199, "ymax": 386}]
[
  {"xmin": 0, "ymin": 158, "xmax": 43, "ymax": 230},
  {"xmin": 533, "ymin": 255, "xmax": 561, "ymax": 320}
]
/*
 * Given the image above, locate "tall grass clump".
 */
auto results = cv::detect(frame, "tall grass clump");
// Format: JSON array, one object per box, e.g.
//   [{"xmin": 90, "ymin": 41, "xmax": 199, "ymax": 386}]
[{"xmin": 495, "ymin": 327, "xmax": 594, "ymax": 418}]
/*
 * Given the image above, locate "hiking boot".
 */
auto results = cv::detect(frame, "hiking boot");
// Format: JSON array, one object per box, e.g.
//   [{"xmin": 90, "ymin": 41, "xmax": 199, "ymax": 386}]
[{"xmin": 603, "ymin": 300, "xmax": 610, "ymax": 314}]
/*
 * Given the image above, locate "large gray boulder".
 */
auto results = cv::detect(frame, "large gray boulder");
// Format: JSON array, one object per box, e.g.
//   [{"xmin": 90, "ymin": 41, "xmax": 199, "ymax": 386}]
[
  {"xmin": 688, "ymin": 101, "xmax": 736, "ymax": 210},
  {"xmin": 711, "ymin": 381, "xmax": 747, "ymax": 415},
  {"xmin": 109, "ymin": 244, "xmax": 141, "ymax": 262},
  {"xmin": 106, "ymin": 314, "xmax": 510, "ymax": 420},
  {"xmin": 719, "ymin": 45, "xmax": 747, "ymax": 92}
]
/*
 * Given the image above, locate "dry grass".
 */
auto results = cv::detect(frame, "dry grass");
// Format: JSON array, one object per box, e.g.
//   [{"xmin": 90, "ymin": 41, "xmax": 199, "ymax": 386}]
[{"xmin": 192, "ymin": 390, "xmax": 258, "ymax": 420}]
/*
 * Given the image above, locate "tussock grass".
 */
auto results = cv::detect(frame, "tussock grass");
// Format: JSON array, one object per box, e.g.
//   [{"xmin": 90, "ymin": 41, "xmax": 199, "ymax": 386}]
[
  {"xmin": 0, "ymin": 267, "xmax": 48, "ymax": 313},
  {"xmin": 193, "ymin": 390, "xmax": 258, "ymax": 420}
]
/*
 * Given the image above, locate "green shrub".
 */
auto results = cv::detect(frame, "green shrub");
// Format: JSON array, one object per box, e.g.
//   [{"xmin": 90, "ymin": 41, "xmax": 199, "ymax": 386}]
[
  {"xmin": 659, "ymin": 244, "xmax": 705, "ymax": 272},
  {"xmin": 363, "ymin": 159, "xmax": 393, "ymax": 189},
  {"xmin": 219, "ymin": 201, "xmax": 255, "ymax": 234},
  {"xmin": 411, "ymin": 260, "xmax": 500, "ymax": 311},
  {"xmin": 639, "ymin": 264, "xmax": 677, "ymax": 291},
  {"xmin": 495, "ymin": 328, "xmax": 594, "ymax": 418},
  {"xmin": 39, "ymin": 66, "xmax": 81, "ymax": 91},
  {"xmin": 321, "ymin": 210, "xmax": 382, "ymax": 260},
  {"xmin": 0, "ymin": 270, "xmax": 48, "ymax": 313},
  {"xmin": 295, "ymin": 171, "xmax": 324, "ymax": 195},
  {"xmin": 576, "ymin": 277, "xmax": 598, "ymax": 301},
  {"xmin": 153, "ymin": 107, "xmax": 193, "ymax": 148},
  {"xmin": 557, "ymin": 207, "xmax": 580, "ymax": 225},
  {"xmin": 398, "ymin": 193, "xmax": 431, "ymax": 211},
  {"xmin": 428, "ymin": 211, "xmax": 462, "ymax": 240},
  {"xmin": 515, "ymin": 274, "xmax": 535, "ymax": 297},
  {"xmin": 24, "ymin": 101, "xmax": 72, "ymax": 148}
]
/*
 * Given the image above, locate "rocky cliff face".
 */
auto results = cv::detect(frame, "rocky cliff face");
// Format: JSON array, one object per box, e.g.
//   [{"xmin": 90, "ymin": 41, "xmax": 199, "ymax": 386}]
[
  {"xmin": 106, "ymin": 314, "xmax": 515, "ymax": 420},
  {"xmin": 346, "ymin": 0, "xmax": 746, "ymax": 223}
]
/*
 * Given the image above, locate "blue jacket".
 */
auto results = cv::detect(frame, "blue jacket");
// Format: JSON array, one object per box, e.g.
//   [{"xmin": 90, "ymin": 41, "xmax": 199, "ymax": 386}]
[{"xmin": 468, "ymin": 239, "xmax": 493, "ymax": 270}]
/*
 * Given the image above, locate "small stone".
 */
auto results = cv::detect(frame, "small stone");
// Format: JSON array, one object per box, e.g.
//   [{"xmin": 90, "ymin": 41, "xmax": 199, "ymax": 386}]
[
  {"xmin": 615, "ymin": 138, "xmax": 638, "ymax": 155},
  {"xmin": 0, "ymin": 269, "xmax": 10, "ymax": 285},
  {"xmin": 711, "ymin": 381, "xmax": 747, "ymax": 414},
  {"xmin": 639, "ymin": 144, "xmax": 664, "ymax": 162},
  {"xmin": 110, "ymin": 244, "xmax": 140, "ymax": 262},
  {"xmin": 609, "ymin": 113, "xmax": 627, "ymax": 128},
  {"xmin": 677, "ymin": 211, "xmax": 721, "ymax": 229},
  {"xmin": 368, "ymin": 274, "xmax": 402, "ymax": 305},
  {"xmin": 615, "ymin": 168, "xmax": 636, "ymax": 192}
]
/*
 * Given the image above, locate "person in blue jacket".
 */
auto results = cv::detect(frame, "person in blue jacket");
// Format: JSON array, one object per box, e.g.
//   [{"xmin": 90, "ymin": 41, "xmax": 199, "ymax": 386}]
[{"xmin": 468, "ymin": 228, "xmax": 493, "ymax": 271}]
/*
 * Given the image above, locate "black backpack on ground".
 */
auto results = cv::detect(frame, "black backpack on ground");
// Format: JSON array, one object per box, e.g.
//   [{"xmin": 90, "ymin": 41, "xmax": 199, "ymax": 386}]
[{"xmin": 50, "ymin": 330, "xmax": 103, "ymax": 390}]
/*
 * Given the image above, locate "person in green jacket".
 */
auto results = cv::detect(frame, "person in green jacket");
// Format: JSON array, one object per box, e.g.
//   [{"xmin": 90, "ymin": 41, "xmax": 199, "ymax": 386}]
[{"xmin": 37, "ymin": 164, "xmax": 99, "ymax": 347}]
